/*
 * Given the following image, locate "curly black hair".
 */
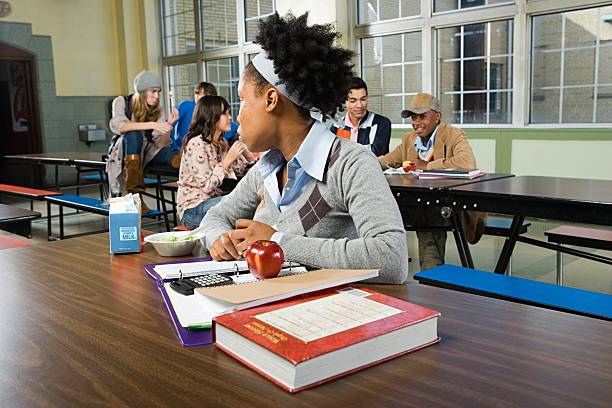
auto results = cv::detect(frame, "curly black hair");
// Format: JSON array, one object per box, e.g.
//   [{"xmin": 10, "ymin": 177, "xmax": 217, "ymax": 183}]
[{"xmin": 246, "ymin": 12, "xmax": 354, "ymax": 119}]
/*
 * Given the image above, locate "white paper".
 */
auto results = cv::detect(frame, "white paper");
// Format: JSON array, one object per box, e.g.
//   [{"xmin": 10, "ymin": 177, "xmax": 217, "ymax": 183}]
[
  {"xmin": 255, "ymin": 293, "xmax": 401, "ymax": 343},
  {"xmin": 164, "ymin": 282, "xmax": 214, "ymax": 327},
  {"xmin": 154, "ymin": 260, "xmax": 297, "ymax": 279}
]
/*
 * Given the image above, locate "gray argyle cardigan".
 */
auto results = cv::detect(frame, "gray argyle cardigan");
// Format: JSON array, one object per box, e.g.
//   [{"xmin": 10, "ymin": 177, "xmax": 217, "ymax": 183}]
[{"xmin": 201, "ymin": 137, "xmax": 408, "ymax": 284}]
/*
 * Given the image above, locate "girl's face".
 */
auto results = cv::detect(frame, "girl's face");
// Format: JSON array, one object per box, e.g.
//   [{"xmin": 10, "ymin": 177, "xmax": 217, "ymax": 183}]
[
  {"xmin": 216, "ymin": 108, "xmax": 233, "ymax": 134},
  {"xmin": 145, "ymin": 88, "xmax": 161, "ymax": 107},
  {"xmin": 237, "ymin": 74, "xmax": 275, "ymax": 152}
]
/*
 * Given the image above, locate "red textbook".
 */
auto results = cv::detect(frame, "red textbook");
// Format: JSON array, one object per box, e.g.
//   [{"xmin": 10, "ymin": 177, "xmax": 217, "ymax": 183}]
[{"xmin": 213, "ymin": 287, "xmax": 440, "ymax": 393}]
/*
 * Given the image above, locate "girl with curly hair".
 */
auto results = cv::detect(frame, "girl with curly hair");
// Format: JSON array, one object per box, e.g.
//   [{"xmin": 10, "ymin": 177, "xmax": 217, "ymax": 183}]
[{"xmin": 199, "ymin": 12, "xmax": 408, "ymax": 284}]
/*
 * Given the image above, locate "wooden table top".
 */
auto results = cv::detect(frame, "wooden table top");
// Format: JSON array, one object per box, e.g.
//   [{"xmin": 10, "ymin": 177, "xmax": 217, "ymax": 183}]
[
  {"xmin": 450, "ymin": 175, "xmax": 612, "ymax": 225},
  {"xmin": 0, "ymin": 233, "xmax": 610, "ymax": 407},
  {"xmin": 386, "ymin": 172, "xmax": 514, "ymax": 192}
]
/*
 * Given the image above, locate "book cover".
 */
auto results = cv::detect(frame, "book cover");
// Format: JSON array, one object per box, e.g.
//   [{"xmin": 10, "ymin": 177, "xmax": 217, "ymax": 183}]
[{"xmin": 213, "ymin": 287, "xmax": 440, "ymax": 392}]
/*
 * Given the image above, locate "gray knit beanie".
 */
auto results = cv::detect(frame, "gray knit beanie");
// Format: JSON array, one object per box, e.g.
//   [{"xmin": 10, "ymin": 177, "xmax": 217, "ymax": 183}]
[{"xmin": 133, "ymin": 70, "xmax": 162, "ymax": 93}]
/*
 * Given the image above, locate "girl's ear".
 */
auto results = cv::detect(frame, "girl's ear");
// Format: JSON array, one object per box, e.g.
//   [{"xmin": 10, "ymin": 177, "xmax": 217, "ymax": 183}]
[{"xmin": 265, "ymin": 87, "xmax": 279, "ymax": 112}]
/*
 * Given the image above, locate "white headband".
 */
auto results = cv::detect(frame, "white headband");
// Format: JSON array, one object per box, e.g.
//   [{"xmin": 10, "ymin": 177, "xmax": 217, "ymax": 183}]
[{"xmin": 251, "ymin": 52, "xmax": 323, "ymax": 121}]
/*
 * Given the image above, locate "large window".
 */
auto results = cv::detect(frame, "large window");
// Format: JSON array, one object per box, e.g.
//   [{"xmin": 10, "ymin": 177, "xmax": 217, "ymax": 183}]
[
  {"xmin": 437, "ymin": 20, "xmax": 513, "ymax": 124},
  {"xmin": 161, "ymin": 0, "xmax": 276, "ymax": 114},
  {"xmin": 361, "ymin": 32, "xmax": 423, "ymax": 123},
  {"xmin": 530, "ymin": 5, "xmax": 612, "ymax": 123}
]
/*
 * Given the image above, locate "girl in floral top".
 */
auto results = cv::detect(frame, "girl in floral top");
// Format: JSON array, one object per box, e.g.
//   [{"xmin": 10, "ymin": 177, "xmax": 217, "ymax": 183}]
[{"xmin": 177, "ymin": 95, "xmax": 253, "ymax": 229}]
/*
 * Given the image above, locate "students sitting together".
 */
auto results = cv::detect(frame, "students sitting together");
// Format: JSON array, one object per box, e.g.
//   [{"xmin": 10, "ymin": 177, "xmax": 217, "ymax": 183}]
[{"xmin": 111, "ymin": 12, "xmax": 483, "ymax": 281}]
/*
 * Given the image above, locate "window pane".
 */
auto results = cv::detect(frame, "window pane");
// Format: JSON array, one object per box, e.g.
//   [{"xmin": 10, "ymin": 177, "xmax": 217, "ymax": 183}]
[
  {"xmin": 166, "ymin": 63, "xmax": 198, "ymax": 108},
  {"xmin": 463, "ymin": 93, "xmax": 486, "ymax": 123},
  {"xmin": 162, "ymin": 0, "xmax": 195, "ymax": 56},
  {"xmin": 434, "ymin": 0, "xmax": 511, "ymax": 13},
  {"xmin": 358, "ymin": 0, "xmax": 420, "ymax": 24},
  {"xmin": 530, "ymin": 5, "xmax": 612, "ymax": 123},
  {"xmin": 361, "ymin": 32, "xmax": 423, "ymax": 124},
  {"xmin": 564, "ymin": 48, "xmax": 596, "ymax": 86},
  {"xmin": 439, "ymin": 92, "xmax": 460, "ymax": 123},
  {"xmin": 201, "ymin": 0, "xmax": 238, "ymax": 50},
  {"xmin": 562, "ymin": 87, "xmax": 594, "ymax": 123},
  {"xmin": 489, "ymin": 91, "xmax": 512, "ymax": 124},
  {"xmin": 205, "ymin": 57, "xmax": 240, "ymax": 117},
  {"xmin": 244, "ymin": 0, "xmax": 276, "ymax": 42},
  {"xmin": 531, "ymin": 50, "xmax": 561, "ymax": 88},
  {"xmin": 530, "ymin": 89, "xmax": 559, "ymax": 124},
  {"xmin": 596, "ymin": 87, "xmax": 612, "ymax": 123},
  {"xmin": 437, "ymin": 21, "xmax": 512, "ymax": 124}
]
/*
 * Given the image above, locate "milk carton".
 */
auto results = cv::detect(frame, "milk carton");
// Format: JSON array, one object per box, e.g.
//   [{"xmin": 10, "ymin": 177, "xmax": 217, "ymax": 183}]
[{"xmin": 109, "ymin": 195, "xmax": 140, "ymax": 253}]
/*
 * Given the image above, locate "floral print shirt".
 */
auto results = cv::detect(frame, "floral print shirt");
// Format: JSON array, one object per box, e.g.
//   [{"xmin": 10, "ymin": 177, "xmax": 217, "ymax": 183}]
[{"xmin": 177, "ymin": 136, "xmax": 250, "ymax": 219}]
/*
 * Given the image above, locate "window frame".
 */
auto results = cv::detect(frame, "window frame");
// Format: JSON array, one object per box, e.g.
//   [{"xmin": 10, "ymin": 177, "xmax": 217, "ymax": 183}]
[{"xmin": 351, "ymin": 0, "xmax": 612, "ymax": 128}]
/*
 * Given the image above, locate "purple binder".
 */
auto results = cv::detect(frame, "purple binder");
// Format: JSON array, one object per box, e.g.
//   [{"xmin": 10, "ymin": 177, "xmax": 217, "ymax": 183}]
[{"xmin": 144, "ymin": 257, "xmax": 213, "ymax": 347}]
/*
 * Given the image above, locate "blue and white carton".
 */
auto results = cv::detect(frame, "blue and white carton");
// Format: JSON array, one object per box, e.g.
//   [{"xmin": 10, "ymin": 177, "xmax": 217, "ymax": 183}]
[{"xmin": 109, "ymin": 195, "xmax": 140, "ymax": 253}]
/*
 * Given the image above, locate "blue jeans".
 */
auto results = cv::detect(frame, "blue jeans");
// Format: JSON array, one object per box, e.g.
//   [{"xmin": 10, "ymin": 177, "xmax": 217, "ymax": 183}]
[
  {"xmin": 181, "ymin": 195, "xmax": 223, "ymax": 230},
  {"xmin": 123, "ymin": 130, "xmax": 178, "ymax": 164}
]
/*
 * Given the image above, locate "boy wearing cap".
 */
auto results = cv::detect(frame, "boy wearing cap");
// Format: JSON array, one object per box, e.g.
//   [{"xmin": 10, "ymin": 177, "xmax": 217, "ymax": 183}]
[
  {"xmin": 107, "ymin": 70, "xmax": 181, "ymax": 211},
  {"xmin": 378, "ymin": 92, "xmax": 484, "ymax": 270},
  {"xmin": 330, "ymin": 77, "xmax": 392, "ymax": 156}
]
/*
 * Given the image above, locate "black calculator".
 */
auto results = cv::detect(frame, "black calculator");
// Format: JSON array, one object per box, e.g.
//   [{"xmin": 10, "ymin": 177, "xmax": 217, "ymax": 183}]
[{"xmin": 170, "ymin": 273, "xmax": 234, "ymax": 296}]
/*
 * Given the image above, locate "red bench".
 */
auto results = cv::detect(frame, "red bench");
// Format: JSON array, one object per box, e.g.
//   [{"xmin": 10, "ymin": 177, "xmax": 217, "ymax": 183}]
[{"xmin": 545, "ymin": 225, "xmax": 612, "ymax": 285}]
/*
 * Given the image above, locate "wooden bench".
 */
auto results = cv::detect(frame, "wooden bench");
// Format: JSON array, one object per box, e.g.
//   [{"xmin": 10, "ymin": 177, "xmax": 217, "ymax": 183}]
[
  {"xmin": 0, "ymin": 183, "xmax": 62, "ymax": 210},
  {"xmin": 0, "ymin": 203, "xmax": 41, "ymax": 238},
  {"xmin": 545, "ymin": 225, "xmax": 612, "ymax": 285},
  {"xmin": 414, "ymin": 264, "xmax": 612, "ymax": 321},
  {"xmin": 45, "ymin": 194, "xmax": 164, "ymax": 240}
]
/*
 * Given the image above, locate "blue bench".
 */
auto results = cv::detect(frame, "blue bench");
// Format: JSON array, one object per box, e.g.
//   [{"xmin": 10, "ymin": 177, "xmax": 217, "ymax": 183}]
[
  {"xmin": 484, "ymin": 216, "xmax": 530, "ymax": 237},
  {"xmin": 414, "ymin": 264, "xmax": 612, "ymax": 321},
  {"xmin": 45, "ymin": 194, "xmax": 164, "ymax": 240},
  {"xmin": 80, "ymin": 174, "xmax": 169, "ymax": 186}
]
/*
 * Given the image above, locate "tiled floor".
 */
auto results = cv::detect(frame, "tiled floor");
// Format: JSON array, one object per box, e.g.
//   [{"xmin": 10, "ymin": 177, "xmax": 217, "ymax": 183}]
[{"xmin": 3, "ymin": 185, "xmax": 611, "ymax": 295}]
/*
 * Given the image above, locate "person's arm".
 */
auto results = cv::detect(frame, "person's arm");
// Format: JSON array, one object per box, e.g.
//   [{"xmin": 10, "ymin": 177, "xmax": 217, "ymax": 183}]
[
  {"xmin": 377, "ymin": 133, "xmax": 407, "ymax": 170},
  {"xmin": 280, "ymin": 149, "xmax": 408, "ymax": 284},
  {"xmin": 200, "ymin": 165, "xmax": 262, "ymax": 248},
  {"xmin": 109, "ymin": 96, "xmax": 173, "ymax": 135},
  {"xmin": 370, "ymin": 116, "xmax": 391, "ymax": 156},
  {"xmin": 426, "ymin": 128, "xmax": 477, "ymax": 170}
]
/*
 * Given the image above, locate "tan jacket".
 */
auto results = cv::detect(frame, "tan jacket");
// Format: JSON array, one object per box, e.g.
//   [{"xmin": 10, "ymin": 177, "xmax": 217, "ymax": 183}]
[
  {"xmin": 378, "ymin": 121, "xmax": 476, "ymax": 170},
  {"xmin": 379, "ymin": 121, "xmax": 485, "ymax": 244}
]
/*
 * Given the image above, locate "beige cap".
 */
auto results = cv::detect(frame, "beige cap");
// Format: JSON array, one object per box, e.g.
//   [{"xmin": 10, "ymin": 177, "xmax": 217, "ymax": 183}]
[{"xmin": 400, "ymin": 92, "xmax": 441, "ymax": 118}]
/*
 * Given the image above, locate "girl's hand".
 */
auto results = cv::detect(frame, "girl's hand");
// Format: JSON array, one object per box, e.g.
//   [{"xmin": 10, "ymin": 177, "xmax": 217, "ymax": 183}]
[
  {"xmin": 152, "ymin": 122, "xmax": 173, "ymax": 134},
  {"xmin": 167, "ymin": 107, "xmax": 179, "ymax": 125},
  {"xmin": 222, "ymin": 141, "xmax": 246, "ymax": 171}
]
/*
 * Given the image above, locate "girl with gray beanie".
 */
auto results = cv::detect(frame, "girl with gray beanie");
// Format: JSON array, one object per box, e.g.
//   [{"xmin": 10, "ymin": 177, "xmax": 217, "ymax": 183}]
[{"xmin": 107, "ymin": 70, "xmax": 181, "ymax": 212}]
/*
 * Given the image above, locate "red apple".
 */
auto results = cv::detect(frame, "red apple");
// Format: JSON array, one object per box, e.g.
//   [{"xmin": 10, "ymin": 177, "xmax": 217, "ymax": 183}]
[
  {"xmin": 245, "ymin": 240, "xmax": 285, "ymax": 279},
  {"xmin": 403, "ymin": 160, "xmax": 416, "ymax": 172}
]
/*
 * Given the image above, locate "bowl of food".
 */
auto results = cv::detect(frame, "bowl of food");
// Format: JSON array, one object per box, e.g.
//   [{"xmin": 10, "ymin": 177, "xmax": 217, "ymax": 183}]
[{"xmin": 144, "ymin": 231, "xmax": 203, "ymax": 257}]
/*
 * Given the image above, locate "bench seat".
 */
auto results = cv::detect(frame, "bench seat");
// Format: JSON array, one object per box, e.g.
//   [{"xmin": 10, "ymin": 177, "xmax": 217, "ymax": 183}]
[
  {"xmin": 0, "ymin": 203, "xmax": 41, "ymax": 238},
  {"xmin": 0, "ymin": 184, "xmax": 62, "ymax": 199},
  {"xmin": 484, "ymin": 216, "xmax": 531, "ymax": 237},
  {"xmin": 414, "ymin": 264, "xmax": 612, "ymax": 320},
  {"xmin": 545, "ymin": 225, "xmax": 612, "ymax": 251},
  {"xmin": 81, "ymin": 174, "xmax": 169, "ymax": 186},
  {"xmin": 45, "ymin": 194, "xmax": 163, "ymax": 240}
]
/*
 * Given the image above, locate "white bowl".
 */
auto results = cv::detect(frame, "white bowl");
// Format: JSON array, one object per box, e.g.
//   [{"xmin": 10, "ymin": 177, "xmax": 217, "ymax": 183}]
[{"xmin": 144, "ymin": 231, "xmax": 203, "ymax": 257}]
